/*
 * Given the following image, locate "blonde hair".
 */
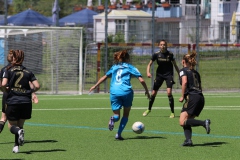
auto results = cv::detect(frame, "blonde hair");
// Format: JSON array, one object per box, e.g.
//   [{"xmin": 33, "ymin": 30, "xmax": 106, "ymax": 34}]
[
  {"xmin": 182, "ymin": 51, "xmax": 197, "ymax": 69},
  {"xmin": 113, "ymin": 50, "xmax": 130, "ymax": 64}
]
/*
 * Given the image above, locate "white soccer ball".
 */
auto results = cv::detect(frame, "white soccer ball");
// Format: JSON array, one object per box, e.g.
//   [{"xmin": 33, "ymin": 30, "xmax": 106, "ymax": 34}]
[{"xmin": 132, "ymin": 121, "xmax": 145, "ymax": 134}]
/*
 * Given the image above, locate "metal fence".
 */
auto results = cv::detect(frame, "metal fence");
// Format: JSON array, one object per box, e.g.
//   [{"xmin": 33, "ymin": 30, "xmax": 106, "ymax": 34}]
[
  {"xmin": 83, "ymin": 42, "xmax": 240, "ymax": 93},
  {"xmin": 84, "ymin": 43, "xmax": 190, "ymax": 93}
]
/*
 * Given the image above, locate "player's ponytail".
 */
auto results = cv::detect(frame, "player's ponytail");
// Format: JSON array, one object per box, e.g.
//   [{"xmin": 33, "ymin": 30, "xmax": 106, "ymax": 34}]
[
  {"xmin": 7, "ymin": 49, "xmax": 14, "ymax": 63},
  {"xmin": 183, "ymin": 52, "xmax": 197, "ymax": 69},
  {"xmin": 189, "ymin": 52, "xmax": 197, "ymax": 69}
]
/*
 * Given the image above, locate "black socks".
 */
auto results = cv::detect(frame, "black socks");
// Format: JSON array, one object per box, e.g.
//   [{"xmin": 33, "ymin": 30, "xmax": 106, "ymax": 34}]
[
  {"xmin": 183, "ymin": 125, "xmax": 192, "ymax": 140},
  {"xmin": 10, "ymin": 125, "xmax": 20, "ymax": 135},
  {"xmin": 168, "ymin": 95, "xmax": 174, "ymax": 113},
  {"xmin": 148, "ymin": 95, "xmax": 156, "ymax": 110},
  {"xmin": 185, "ymin": 119, "xmax": 205, "ymax": 127},
  {"xmin": 0, "ymin": 121, "xmax": 5, "ymax": 133}
]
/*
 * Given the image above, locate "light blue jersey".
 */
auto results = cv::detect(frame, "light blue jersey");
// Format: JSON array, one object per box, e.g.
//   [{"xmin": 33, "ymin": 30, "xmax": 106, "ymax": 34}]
[
  {"xmin": 106, "ymin": 62, "xmax": 142, "ymax": 95},
  {"xmin": 106, "ymin": 62, "xmax": 142, "ymax": 110}
]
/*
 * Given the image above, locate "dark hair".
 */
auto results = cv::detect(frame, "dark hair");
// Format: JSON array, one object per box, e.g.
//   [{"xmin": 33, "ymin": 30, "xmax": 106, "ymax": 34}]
[
  {"xmin": 7, "ymin": 50, "xmax": 25, "ymax": 70},
  {"xmin": 7, "ymin": 49, "xmax": 14, "ymax": 63},
  {"xmin": 159, "ymin": 39, "xmax": 167, "ymax": 45},
  {"xmin": 13, "ymin": 50, "xmax": 24, "ymax": 65},
  {"xmin": 182, "ymin": 51, "xmax": 197, "ymax": 69},
  {"xmin": 113, "ymin": 50, "xmax": 130, "ymax": 64}
]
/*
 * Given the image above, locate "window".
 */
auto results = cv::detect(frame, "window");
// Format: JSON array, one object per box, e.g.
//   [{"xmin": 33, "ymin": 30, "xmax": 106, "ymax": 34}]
[
  {"xmin": 128, "ymin": 20, "xmax": 137, "ymax": 41},
  {"xmin": 170, "ymin": 0, "xmax": 180, "ymax": 4},
  {"xmin": 219, "ymin": 22, "xmax": 230, "ymax": 41},
  {"xmin": 129, "ymin": 20, "xmax": 137, "ymax": 32},
  {"xmin": 186, "ymin": 0, "xmax": 201, "ymax": 4},
  {"xmin": 237, "ymin": 3, "xmax": 240, "ymax": 12},
  {"xmin": 237, "ymin": 22, "xmax": 240, "ymax": 43},
  {"xmin": 219, "ymin": 3, "xmax": 230, "ymax": 14},
  {"xmin": 223, "ymin": 3, "xmax": 230, "ymax": 13},
  {"xmin": 115, "ymin": 20, "xmax": 125, "ymax": 33}
]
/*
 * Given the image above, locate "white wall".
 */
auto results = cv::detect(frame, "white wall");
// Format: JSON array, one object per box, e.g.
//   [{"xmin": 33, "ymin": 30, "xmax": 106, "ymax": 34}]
[
  {"xmin": 94, "ymin": 18, "xmax": 151, "ymax": 42},
  {"xmin": 210, "ymin": 0, "xmax": 239, "ymax": 43}
]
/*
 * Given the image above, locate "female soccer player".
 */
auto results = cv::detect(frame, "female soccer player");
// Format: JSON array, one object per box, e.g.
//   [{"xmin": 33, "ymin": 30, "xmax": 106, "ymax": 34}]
[
  {"xmin": 143, "ymin": 39, "xmax": 179, "ymax": 118},
  {"xmin": 89, "ymin": 50, "xmax": 150, "ymax": 140},
  {"xmin": 0, "ymin": 50, "xmax": 38, "ymax": 135},
  {"xmin": 1, "ymin": 50, "xmax": 40, "ymax": 153},
  {"xmin": 0, "ymin": 50, "xmax": 13, "ymax": 133},
  {"xmin": 179, "ymin": 52, "xmax": 211, "ymax": 146}
]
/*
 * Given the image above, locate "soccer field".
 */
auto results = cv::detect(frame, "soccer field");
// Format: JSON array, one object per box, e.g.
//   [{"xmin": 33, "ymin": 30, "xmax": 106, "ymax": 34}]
[{"xmin": 0, "ymin": 93, "xmax": 239, "ymax": 160}]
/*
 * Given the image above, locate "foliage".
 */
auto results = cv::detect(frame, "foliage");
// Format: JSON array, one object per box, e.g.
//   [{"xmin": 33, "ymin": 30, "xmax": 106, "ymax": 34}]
[
  {"xmin": 113, "ymin": 32, "xmax": 125, "ymax": 43},
  {"xmin": 0, "ymin": 0, "xmax": 11, "ymax": 14},
  {"xmin": 0, "ymin": 0, "xmax": 4, "ymax": 14},
  {"xmin": 9, "ymin": 0, "xmax": 93, "ymax": 18},
  {"xmin": 187, "ymin": 27, "xmax": 202, "ymax": 43},
  {"xmin": 3, "ymin": 0, "xmax": 121, "ymax": 18}
]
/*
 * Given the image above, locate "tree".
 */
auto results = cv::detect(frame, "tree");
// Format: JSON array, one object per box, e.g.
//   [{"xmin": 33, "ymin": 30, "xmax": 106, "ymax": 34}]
[
  {"xmin": 0, "ymin": 0, "xmax": 11, "ymax": 15},
  {"xmin": 0, "ymin": 0, "xmax": 4, "ymax": 14},
  {"xmin": 10, "ymin": 0, "xmax": 91, "ymax": 18},
  {"xmin": 12, "ymin": 0, "xmax": 38, "ymax": 14}
]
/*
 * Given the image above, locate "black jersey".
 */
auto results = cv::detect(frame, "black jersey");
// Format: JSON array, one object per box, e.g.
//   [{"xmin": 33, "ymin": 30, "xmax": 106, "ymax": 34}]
[
  {"xmin": 0, "ymin": 63, "xmax": 11, "ymax": 80},
  {"xmin": 151, "ymin": 50, "xmax": 175, "ymax": 77},
  {"xmin": 0, "ymin": 63, "xmax": 12, "ymax": 101},
  {"xmin": 179, "ymin": 67, "xmax": 202, "ymax": 95},
  {"xmin": 2, "ymin": 65, "xmax": 37, "ymax": 104}
]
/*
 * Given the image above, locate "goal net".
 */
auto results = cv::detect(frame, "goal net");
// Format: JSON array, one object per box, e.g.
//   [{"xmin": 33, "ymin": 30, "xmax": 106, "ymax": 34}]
[
  {"xmin": 84, "ymin": 43, "xmax": 191, "ymax": 93},
  {"xmin": 0, "ymin": 26, "xmax": 83, "ymax": 94}
]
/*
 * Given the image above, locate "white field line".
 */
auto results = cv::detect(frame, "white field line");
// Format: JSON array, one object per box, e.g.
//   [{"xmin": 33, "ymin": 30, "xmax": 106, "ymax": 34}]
[
  {"xmin": 33, "ymin": 106, "xmax": 240, "ymax": 111},
  {"xmin": 37, "ymin": 95, "xmax": 240, "ymax": 100}
]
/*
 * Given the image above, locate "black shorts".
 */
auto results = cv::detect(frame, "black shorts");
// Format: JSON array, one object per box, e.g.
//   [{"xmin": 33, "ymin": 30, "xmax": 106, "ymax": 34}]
[
  {"xmin": 5, "ymin": 103, "xmax": 32, "ymax": 121},
  {"xmin": 181, "ymin": 94, "xmax": 205, "ymax": 117},
  {"xmin": 2, "ymin": 93, "xmax": 8, "ymax": 113},
  {"xmin": 153, "ymin": 75, "xmax": 175, "ymax": 90}
]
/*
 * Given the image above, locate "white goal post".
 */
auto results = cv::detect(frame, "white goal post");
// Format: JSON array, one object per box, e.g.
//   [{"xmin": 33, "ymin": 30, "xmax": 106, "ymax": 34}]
[{"xmin": 0, "ymin": 26, "xmax": 83, "ymax": 95}]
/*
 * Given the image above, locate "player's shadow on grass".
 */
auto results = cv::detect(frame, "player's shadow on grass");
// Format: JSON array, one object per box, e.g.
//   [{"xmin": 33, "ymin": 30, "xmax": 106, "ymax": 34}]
[
  {"xmin": 20, "ymin": 149, "xmax": 66, "ymax": 154},
  {"xmin": 24, "ymin": 140, "xmax": 58, "ymax": 144},
  {"xmin": 147, "ymin": 116, "xmax": 180, "ymax": 118},
  {"xmin": 126, "ymin": 136, "xmax": 166, "ymax": 140},
  {"xmin": 193, "ymin": 142, "xmax": 227, "ymax": 147},
  {"xmin": 0, "ymin": 159, "xmax": 24, "ymax": 160},
  {"xmin": 0, "ymin": 140, "xmax": 58, "ymax": 145}
]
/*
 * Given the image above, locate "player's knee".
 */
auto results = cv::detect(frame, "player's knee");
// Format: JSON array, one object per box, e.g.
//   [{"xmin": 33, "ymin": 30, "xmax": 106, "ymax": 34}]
[
  {"xmin": 179, "ymin": 119, "xmax": 185, "ymax": 127},
  {"xmin": 113, "ymin": 114, "xmax": 120, "ymax": 122},
  {"xmin": 167, "ymin": 93, "xmax": 173, "ymax": 97},
  {"xmin": 179, "ymin": 122, "xmax": 184, "ymax": 127}
]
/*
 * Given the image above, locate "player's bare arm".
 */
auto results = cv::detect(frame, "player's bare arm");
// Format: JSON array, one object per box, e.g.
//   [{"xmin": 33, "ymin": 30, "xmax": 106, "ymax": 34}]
[
  {"xmin": 30, "ymin": 81, "xmax": 40, "ymax": 104},
  {"xmin": 138, "ymin": 77, "xmax": 150, "ymax": 99},
  {"xmin": 172, "ymin": 60, "xmax": 180, "ymax": 76},
  {"xmin": 179, "ymin": 75, "xmax": 187, "ymax": 102},
  {"xmin": 1, "ymin": 78, "xmax": 8, "ymax": 92},
  {"xmin": 0, "ymin": 78, "xmax": 3, "ymax": 92},
  {"xmin": 147, "ymin": 60, "xmax": 153, "ymax": 78},
  {"xmin": 89, "ymin": 75, "xmax": 108, "ymax": 92}
]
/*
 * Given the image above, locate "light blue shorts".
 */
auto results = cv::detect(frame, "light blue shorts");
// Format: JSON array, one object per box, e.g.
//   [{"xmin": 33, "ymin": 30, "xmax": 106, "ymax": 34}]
[{"xmin": 110, "ymin": 91, "xmax": 133, "ymax": 111}]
